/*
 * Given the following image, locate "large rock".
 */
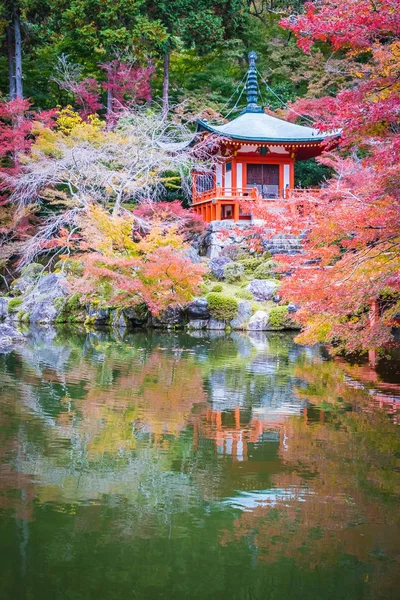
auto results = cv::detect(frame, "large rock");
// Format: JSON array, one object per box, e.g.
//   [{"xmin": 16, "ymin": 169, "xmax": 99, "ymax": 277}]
[
  {"xmin": 0, "ymin": 297, "xmax": 9, "ymax": 320},
  {"xmin": 209, "ymin": 256, "xmax": 232, "ymax": 280},
  {"xmin": 207, "ymin": 318, "xmax": 226, "ymax": 330},
  {"xmin": 230, "ymin": 301, "xmax": 252, "ymax": 329},
  {"xmin": 186, "ymin": 298, "xmax": 210, "ymax": 320},
  {"xmin": 198, "ymin": 221, "xmax": 253, "ymax": 258},
  {"xmin": 247, "ymin": 310, "xmax": 270, "ymax": 331},
  {"xmin": 16, "ymin": 273, "xmax": 69, "ymax": 324},
  {"xmin": 184, "ymin": 245, "xmax": 202, "ymax": 264},
  {"xmin": 11, "ymin": 276, "xmax": 34, "ymax": 295},
  {"xmin": 246, "ymin": 279, "xmax": 279, "ymax": 302},
  {"xmin": 0, "ymin": 323, "xmax": 25, "ymax": 353},
  {"xmin": 123, "ymin": 306, "xmax": 148, "ymax": 326},
  {"xmin": 151, "ymin": 306, "xmax": 186, "ymax": 328},
  {"xmin": 112, "ymin": 306, "xmax": 148, "ymax": 328},
  {"xmin": 87, "ymin": 307, "xmax": 111, "ymax": 325},
  {"xmin": 187, "ymin": 319, "xmax": 208, "ymax": 330}
]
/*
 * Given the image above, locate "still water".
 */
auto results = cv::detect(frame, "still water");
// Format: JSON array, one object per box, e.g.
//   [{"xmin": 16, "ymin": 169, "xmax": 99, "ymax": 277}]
[{"xmin": 0, "ymin": 327, "xmax": 399, "ymax": 600}]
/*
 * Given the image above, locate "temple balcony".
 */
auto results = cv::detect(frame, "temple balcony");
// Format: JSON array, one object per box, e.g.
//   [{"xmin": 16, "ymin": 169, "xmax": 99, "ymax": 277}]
[{"xmin": 191, "ymin": 186, "xmax": 321, "ymax": 223}]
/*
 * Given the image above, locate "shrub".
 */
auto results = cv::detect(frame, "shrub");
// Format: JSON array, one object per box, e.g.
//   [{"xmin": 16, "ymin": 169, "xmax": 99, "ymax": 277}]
[
  {"xmin": 221, "ymin": 244, "xmax": 240, "ymax": 260},
  {"xmin": 206, "ymin": 293, "xmax": 238, "ymax": 321},
  {"xmin": 253, "ymin": 260, "xmax": 278, "ymax": 279},
  {"xmin": 224, "ymin": 262, "xmax": 245, "ymax": 283},
  {"xmin": 211, "ymin": 284, "xmax": 223, "ymax": 292},
  {"xmin": 237, "ymin": 257, "xmax": 263, "ymax": 274},
  {"xmin": 268, "ymin": 306, "xmax": 291, "ymax": 329},
  {"xmin": 8, "ymin": 297, "xmax": 23, "ymax": 312},
  {"xmin": 203, "ymin": 271, "xmax": 217, "ymax": 283},
  {"xmin": 236, "ymin": 289, "xmax": 253, "ymax": 300},
  {"xmin": 199, "ymin": 283, "xmax": 210, "ymax": 295}
]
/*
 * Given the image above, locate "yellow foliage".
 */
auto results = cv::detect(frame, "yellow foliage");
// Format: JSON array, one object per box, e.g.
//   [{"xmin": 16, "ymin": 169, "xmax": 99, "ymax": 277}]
[
  {"xmin": 56, "ymin": 106, "xmax": 83, "ymax": 134},
  {"xmin": 79, "ymin": 205, "xmax": 137, "ymax": 256},
  {"xmin": 136, "ymin": 224, "xmax": 186, "ymax": 254}
]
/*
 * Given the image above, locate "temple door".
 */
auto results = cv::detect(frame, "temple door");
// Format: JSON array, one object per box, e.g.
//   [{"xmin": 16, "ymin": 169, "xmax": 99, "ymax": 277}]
[{"xmin": 247, "ymin": 164, "xmax": 279, "ymax": 198}]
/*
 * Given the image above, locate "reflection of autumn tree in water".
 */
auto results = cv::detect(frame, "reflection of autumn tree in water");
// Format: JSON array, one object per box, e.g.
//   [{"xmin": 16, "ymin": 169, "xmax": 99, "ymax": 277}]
[
  {"xmin": 64, "ymin": 347, "xmax": 207, "ymax": 456},
  {"xmin": 220, "ymin": 358, "xmax": 400, "ymax": 598},
  {"xmin": 0, "ymin": 364, "xmax": 38, "ymax": 521},
  {"xmin": 0, "ymin": 334, "xmax": 209, "ymax": 528}
]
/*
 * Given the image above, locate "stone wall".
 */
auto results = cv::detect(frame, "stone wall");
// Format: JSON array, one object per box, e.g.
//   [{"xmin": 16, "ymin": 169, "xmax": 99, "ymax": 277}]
[{"xmin": 197, "ymin": 221, "xmax": 302, "ymax": 258}]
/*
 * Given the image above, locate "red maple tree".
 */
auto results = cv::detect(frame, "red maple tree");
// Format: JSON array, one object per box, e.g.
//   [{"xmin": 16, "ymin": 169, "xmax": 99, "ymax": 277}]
[{"xmin": 249, "ymin": 0, "xmax": 400, "ymax": 352}]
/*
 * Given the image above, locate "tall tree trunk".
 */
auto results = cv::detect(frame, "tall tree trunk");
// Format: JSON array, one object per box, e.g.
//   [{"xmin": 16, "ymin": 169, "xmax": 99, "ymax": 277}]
[
  {"xmin": 162, "ymin": 51, "xmax": 170, "ymax": 116},
  {"xmin": 13, "ymin": 7, "xmax": 23, "ymax": 99},
  {"xmin": 107, "ymin": 87, "xmax": 113, "ymax": 118},
  {"xmin": 6, "ymin": 24, "xmax": 16, "ymax": 100}
]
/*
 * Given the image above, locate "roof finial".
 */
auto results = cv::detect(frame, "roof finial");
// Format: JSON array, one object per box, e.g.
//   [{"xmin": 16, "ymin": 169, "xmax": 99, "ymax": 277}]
[{"xmin": 243, "ymin": 50, "xmax": 263, "ymax": 114}]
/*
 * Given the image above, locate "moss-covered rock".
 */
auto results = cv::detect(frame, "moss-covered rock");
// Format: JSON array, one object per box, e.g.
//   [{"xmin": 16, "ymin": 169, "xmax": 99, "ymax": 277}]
[
  {"xmin": 224, "ymin": 262, "xmax": 245, "ymax": 283},
  {"xmin": 54, "ymin": 293, "xmax": 86, "ymax": 324},
  {"xmin": 206, "ymin": 293, "xmax": 238, "ymax": 322},
  {"xmin": 20, "ymin": 263, "xmax": 44, "ymax": 279},
  {"xmin": 8, "ymin": 297, "xmax": 23, "ymax": 313},
  {"xmin": 54, "ymin": 258, "xmax": 84, "ymax": 277}
]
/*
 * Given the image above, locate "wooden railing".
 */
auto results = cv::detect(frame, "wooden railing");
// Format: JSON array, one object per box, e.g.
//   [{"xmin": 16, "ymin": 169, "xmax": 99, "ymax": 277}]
[
  {"xmin": 192, "ymin": 186, "xmax": 261, "ymax": 204},
  {"xmin": 192, "ymin": 186, "xmax": 322, "ymax": 205}
]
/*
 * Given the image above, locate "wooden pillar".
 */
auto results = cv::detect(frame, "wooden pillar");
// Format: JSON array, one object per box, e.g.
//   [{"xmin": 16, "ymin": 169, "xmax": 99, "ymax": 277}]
[
  {"xmin": 290, "ymin": 159, "xmax": 295, "ymax": 190},
  {"xmin": 232, "ymin": 159, "xmax": 237, "ymax": 190},
  {"xmin": 215, "ymin": 202, "xmax": 222, "ymax": 221},
  {"xmin": 233, "ymin": 201, "xmax": 240, "ymax": 222},
  {"xmin": 279, "ymin": 163, "xmax": 284, "ymax": 198}
]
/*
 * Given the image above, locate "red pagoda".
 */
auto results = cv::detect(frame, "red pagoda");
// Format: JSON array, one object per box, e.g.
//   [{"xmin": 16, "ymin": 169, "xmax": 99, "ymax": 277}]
[{"xmin": 191, "ymin": 51, "xmax": 339, "ymax": 223}]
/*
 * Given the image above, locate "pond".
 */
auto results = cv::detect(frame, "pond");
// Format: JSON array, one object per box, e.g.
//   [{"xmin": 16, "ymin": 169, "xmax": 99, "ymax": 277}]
[{"xmin": 0, "ymin": 328, "xmax": 399, "ymax": 600}]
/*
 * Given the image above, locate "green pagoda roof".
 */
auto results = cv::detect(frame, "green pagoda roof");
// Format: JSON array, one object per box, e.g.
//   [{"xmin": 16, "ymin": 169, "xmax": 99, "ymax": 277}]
[
  {"xmin": 196, "ymin": 51, "xmax": 340, "ymax": 146},
  {"xmin": 197, "ymin": 112, "xmax": 335, "ymax": 144}
]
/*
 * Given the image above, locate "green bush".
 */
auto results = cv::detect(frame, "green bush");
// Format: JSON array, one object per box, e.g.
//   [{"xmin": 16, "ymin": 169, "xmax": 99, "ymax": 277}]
[
  {"xmin": 253, "ymin": 260, "xmax": 278, "ymax": 279},
  {"xmin": 211, "ymin": 284, "xmax": 223, "ymax": 292},
  {"xmin": 203, "ymin": 271, "xmax": 217, "ymax": 283},
  {"xmin": 236, "ymin": 289, "xmax": 253, "ymax": 300},
  {"xmin": 199, "ymin": 283, "xmax": 210, "ymax": 296},
  {"xmin": 268, "ymin": 306, "xmax": 291, "ymax": 330},
  {"xmin": 236, "ymin": 257, "xmax": 262, "ymax": 274},
  {"xmin": 206, "ymin": 293, "xmax": 239, "ymax": 322},
  {"xmin": 8, "ymin": 297, "xmax": 23, "ymax": 312},
  {"xmin": 224, "ymin": 262, "xmax": 245, "ymax": 283}
]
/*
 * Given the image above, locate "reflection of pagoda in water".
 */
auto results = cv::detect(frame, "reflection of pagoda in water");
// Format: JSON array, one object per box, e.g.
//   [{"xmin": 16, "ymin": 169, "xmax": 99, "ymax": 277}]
[
  {"xmin": 196, "ymin": 335, "xmax": 311, "ymax": 462},
  {"xmin": 194, "ymin": 403, "xmax": 301, "ymax": 463}
]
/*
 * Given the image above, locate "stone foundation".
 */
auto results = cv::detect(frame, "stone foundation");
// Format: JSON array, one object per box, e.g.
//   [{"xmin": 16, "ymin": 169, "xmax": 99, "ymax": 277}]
[{"xmin": 197, "ymin": 221, "xmax": 302, "ymax": 258}]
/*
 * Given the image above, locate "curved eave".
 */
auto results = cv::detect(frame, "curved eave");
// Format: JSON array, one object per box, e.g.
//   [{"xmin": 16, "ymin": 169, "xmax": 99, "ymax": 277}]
[{"xmin": 197, "ymin": 119, "xmax": 340, "ymax": 145}]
